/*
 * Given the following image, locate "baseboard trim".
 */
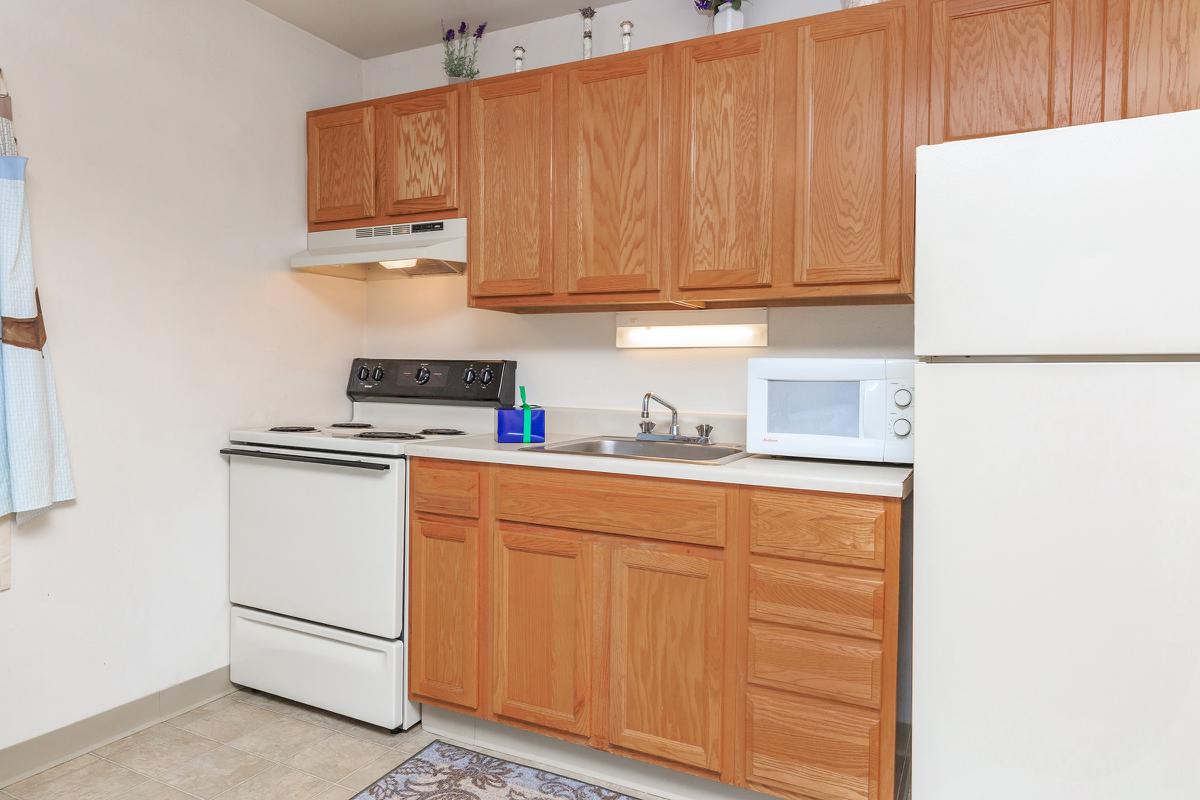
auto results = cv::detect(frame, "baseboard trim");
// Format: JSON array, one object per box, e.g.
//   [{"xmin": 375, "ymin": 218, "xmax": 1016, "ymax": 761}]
[
  {"xmin": 421, "ymin": 706, "xmax": 774, "ymax": 800},
  {"xmin": 0, "ymin": 666, "xmax": 233, "ymax": 787}
]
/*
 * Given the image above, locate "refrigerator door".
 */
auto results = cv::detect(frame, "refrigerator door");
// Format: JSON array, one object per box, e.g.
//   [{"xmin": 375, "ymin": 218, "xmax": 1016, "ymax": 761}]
[
  {"xmin": 915, "ymin": 109, "xmax": 1200, "ymax": 357},
  {"xmin": 914, "ymin": 361, "xmax": 1200, "ymax": 799}
]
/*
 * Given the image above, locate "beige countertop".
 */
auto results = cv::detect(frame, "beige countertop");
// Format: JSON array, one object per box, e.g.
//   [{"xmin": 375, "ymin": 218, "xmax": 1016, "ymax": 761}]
[{"xmin": 406, "ymin": 434, "xmax": 913, "ymax": 498}]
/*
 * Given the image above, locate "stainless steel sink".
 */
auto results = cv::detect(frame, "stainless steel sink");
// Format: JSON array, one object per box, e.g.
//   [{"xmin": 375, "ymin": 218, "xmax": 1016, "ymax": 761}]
[{"xmin": 522, "ymin": 436, "xmax": 750, "ymax": 465}]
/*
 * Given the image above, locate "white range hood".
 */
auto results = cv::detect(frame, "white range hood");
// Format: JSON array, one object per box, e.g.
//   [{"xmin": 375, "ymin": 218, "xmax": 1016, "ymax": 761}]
[{"xmin": 291, "ymin": 218, "xmax": 466, "ymax": 281}]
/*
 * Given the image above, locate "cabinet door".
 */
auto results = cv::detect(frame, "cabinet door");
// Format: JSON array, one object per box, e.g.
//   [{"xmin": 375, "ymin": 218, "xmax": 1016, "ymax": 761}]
[
  {"xmin": 1105, "ymin": 0, "xmax": 1200, "ymax": 119},
  {"xmin": 410, "ymin": 515, "xmax": 479, "ymax": 710},
  {"xmin": 672, "ymin": 32, "xmax": 777, "ymax": 290},
  {"xmin": 493, "ymin": 526, "xmax": 593, "ymax": 735},
  {"xmin": 609, "ymin": 545, "xmax": 724, "ymax": 772},
  {"xmin": 561, "ymin": 53, "xmax": 664, "ymax": 295},
  {"xmin": 307, "ymin": 107, "xmax": 375, "ymax": 225},
  {"xmin": 469, "ymin": 74, "xmax": 555, "ymax": 297},
  {"xmin": 378, "ymin": 89, "xmax": 460, "ymax": 217},
  {"xmin": 795, "ymin": 4, "xmax": 909, "ymax": 285},
  {"xmin": 929, "ymin": 0, "xmax": 1079, "ymax": 142}
]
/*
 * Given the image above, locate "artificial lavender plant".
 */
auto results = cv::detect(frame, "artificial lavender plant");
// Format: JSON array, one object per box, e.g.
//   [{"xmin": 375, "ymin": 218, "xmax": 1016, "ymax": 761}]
[{"xmin": 442, "ymin": 20, "xmax": 487, "ymax": 80}]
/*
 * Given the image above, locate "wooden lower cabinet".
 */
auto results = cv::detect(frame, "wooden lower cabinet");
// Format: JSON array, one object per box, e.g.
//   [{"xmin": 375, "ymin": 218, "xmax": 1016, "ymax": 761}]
[
  {"xmin": 409, "ymin": 513, "xmax": 480, "ymax": 710},
  {"xmin": 492, "ymin": 525, "xmax": 593, "ymax": 735},
  {"xmin": 609, "ymin": 544, "xmax": 725, "ymax": 772},
  {"xmin": 408, "ymin": 458, "xmax": 902, "ymax": 800}
]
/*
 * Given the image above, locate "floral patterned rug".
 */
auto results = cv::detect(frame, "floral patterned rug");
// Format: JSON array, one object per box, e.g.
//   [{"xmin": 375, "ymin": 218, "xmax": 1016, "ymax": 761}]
[{"xmin": 357, "ymin": 740, "xmax": 638, "ymax": 800}]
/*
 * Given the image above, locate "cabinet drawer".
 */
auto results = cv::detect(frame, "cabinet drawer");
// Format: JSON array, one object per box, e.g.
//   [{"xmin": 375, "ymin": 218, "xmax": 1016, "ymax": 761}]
[
  {"xmin": 749, "ymin": 490, "xmax": 888, "ymax": 567},
  {"xmin": 495, "ymin": 467, "xmax": 728, "ymax": 547},
  {"xmin": 746, "ymin": 688, "xmax": 881, "ymax": 800},
  {"xmin": 749, "ymin": 558, "xmax": 885, "ymax": 640},
  {"xmin": 748, "ymin": 623, "xmax": 882, "ymax": 708},
  {"xmin": 411, "ymin": 460, "xmax": 480, "ymax": 518}
]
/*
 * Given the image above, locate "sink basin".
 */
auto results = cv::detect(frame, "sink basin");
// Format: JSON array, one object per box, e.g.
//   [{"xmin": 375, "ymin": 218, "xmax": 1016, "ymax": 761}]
[{"xmin": 522, "ymin": 436, "xmax": 750, "ymax": 466}]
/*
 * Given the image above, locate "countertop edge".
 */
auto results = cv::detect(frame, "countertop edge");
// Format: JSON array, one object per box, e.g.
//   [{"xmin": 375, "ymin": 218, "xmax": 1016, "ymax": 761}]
[{"xmin": 405, "ymin": 439, "xmax": 913, "ymax": 499}]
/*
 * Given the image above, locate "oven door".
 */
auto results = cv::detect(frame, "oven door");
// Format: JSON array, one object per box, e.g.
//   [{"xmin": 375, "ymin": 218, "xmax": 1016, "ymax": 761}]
[
  {"xmin": 224, "ymin": 445, "xmax": 405, "ymax": 639},
  {"xmin": 747, "ymin": 359, "xmax": 888, "ymax": 461}
]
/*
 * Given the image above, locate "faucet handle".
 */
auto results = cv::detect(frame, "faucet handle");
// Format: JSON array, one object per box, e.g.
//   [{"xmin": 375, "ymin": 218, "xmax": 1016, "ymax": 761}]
[
  {"xmin": 639, "ymin": 420, "xmax": 657, "ymax": 434},
  {"xmin": 696, "ymin": 424, "xmax": 714, "ymax": 439}
]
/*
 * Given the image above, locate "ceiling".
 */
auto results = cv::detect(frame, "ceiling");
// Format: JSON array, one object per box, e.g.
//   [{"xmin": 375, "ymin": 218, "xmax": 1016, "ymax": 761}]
[{"xmin": 247, "ymin": 0, "xmax": 630, "ymax": 59}]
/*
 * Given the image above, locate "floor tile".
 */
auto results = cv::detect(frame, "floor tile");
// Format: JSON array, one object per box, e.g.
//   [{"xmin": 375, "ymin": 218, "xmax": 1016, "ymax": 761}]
[
  {"xmin": 310, "ymin": 785, "xmax": 357, "ymax": 800},
  {"xmin": 335, "ymin": 748, "xmax": 415, "ymax": 791},
  {"xmin": 5, "ymin": 754, "xmax": 147, "ymax": 800},
  {"xmin": 211, "ymin": 764, "xmax": 332, "ymax": 800},
  {"xmin": 390, "ymin": 728, "xmax": 435, "ymax": 753},
  {"xmin": 95, "ymin": 724, "xmax": 220, "ymax": 780},
  {"xmin": 170, "ymin": 697, "xmax": 281, "ymax": 743},
  {"xmin": 156, "ymin": 746, "xmax": 270, "ymax": 799},
  {"xmin": 119, "ymin": 782, "xmax": 194, "ymax": 800},
  {"xmin": 225, "ymin": 717, "xmax": 333, "ymax": 762},
  {"xmin": 225, "ymin": 690, "xmax": 297, "ymax": 716},
  {"xmin": 285, "ymin": 733, "xmax": 391, "ymax": 782}
]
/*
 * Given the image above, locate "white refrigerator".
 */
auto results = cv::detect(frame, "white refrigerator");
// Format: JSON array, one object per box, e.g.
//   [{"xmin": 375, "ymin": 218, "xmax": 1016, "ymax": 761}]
[{"xmin": 913, "ymin": 109, "xmax": 1200, "ymax": 799}]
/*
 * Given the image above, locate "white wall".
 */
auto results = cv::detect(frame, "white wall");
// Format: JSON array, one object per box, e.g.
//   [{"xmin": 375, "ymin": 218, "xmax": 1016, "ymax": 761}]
[
  {"xmin": 364, "ymin": 276, "xmax": 913, "ymax": 414},
  {"xmin": 364, "ymin": 0, "xmax": 842, "ymax": 97},
  {"xmin": 0, "ymin": 0, "xmax": 365, "ymax": 748}
]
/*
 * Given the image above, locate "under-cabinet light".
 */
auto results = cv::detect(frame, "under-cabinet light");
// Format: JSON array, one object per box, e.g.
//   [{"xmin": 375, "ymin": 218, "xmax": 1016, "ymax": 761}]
[
  {"xmin": 615, "ymin": 309, "xmax": 768, "ymax": 349},
  {"xmin": 379, "ymin": 259, "xmax": 420, "ymax": 270}
]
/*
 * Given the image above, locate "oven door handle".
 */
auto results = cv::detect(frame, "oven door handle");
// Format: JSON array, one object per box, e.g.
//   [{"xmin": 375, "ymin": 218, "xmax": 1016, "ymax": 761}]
[{"xmin": 220, "ymin": 448, "xmax": 391, "ymax": 471}]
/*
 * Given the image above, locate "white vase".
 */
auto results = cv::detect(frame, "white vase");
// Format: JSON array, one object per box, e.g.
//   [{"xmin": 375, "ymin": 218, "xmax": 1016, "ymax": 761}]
[{"xmin": 715, "ymin": 7, "xmax": 744, "ymax": 34}]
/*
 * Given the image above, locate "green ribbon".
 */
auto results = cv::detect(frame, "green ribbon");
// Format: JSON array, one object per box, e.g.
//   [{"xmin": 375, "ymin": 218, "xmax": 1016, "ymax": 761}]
[{"xmin": 519, "ymin": 385, "xmax": 532, "ymax": 443}]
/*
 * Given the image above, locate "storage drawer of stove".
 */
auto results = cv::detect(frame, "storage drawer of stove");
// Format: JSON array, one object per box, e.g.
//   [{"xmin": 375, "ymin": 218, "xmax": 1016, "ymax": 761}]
[{"xmin": 230, "ymin": 606, "xmax": 417, "ymax": 730}]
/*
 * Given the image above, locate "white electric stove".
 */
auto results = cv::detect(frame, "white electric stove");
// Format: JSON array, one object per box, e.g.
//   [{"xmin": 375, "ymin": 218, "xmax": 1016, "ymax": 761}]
[{"xmin": 224, "ymin": 358, "xmax": 516, "ymax": 731}]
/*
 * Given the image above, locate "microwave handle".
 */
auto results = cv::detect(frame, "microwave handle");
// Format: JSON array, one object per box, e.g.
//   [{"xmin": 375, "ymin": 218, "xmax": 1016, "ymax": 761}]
[{"xmin": 220, "ymin": 448, "xmax": 390, "ymax": 471}]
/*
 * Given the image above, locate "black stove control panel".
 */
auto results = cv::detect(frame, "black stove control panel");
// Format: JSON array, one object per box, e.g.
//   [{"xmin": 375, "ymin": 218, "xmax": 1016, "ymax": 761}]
[{"xmin": 347, "ymin": 359, "xmax": 517, "ymax": 407}]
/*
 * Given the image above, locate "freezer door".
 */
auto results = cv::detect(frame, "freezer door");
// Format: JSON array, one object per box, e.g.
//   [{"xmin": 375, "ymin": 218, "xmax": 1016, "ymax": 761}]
[
  {"xmin": 914, "ymin": 362, "xmax": 1200, "ymax": 799},
  {"xmin": 915, "ymin": 109, "xmax": 1200, "ymax": 357}
]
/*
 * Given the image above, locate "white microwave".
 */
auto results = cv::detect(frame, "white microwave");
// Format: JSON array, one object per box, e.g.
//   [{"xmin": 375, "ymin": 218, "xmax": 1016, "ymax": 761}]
[{"xmin": 746, "ymin": 358, "xmax": 914, "ymax": 463}]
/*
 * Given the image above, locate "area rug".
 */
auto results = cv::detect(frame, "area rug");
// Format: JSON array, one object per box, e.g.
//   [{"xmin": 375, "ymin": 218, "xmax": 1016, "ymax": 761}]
[{"xmin": 357, "ymin": 740, "xmax": 638, "ymax": 800}]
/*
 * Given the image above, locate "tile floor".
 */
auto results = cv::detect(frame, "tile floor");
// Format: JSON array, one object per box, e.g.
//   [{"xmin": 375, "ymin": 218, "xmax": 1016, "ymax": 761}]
[{"xmin": 3, "ymin": 690, "xmax": 914, "ymax": 800}]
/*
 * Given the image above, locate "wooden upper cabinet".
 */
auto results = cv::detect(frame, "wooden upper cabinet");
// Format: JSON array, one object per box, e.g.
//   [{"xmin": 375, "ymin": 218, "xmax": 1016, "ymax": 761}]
[
  {"xmin": 672, "ymin": 31, "xmax": 778, "ymax": 291},
  {"xmin": 378, "ymin": 89, "xmax": 459, "ymax": 217},
  {"xmin": 560, "ymin": 53, "xmax": 665, "ymax": 296},
  {"xmin": 930, "ymin": 0, "xmax": 1085, "ymax": 142},
  {"xmin": 609, "ymin": 544, "xmax": 725, "ymax": 773},
  {"xmin": 492, "ymin": 526, "xmax": 593, "ymax": 736},
  {"xmin": 469, "ymin": 74, "xmax": 555, "ymax": 298},
  {"xmin": 1105, "ymin": 0, "xmax": 1200, "ymax": 119},
  {"xmin": 409, "ymin": 514, "xmax": 479, "ymax": 710},
  {"xmin": 307, "ymin": 107, "xmax": 375, "ymax": 225},
  {"xmin": 795, "ymin": 3, "xmax": 910, "ymax": 285}
]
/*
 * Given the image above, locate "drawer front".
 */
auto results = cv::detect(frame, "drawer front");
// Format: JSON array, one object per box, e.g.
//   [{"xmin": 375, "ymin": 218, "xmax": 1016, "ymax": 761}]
[
  {"xmin": 749, "ymin": 490, "xmax": 887, "ymax": 568},
  {"xmin": 749, "ymin": 558, "xmax": 885, "ymax": 640},
  {"xmin": 748, "ymin": 623, "xmax": 882, "ymax": 708},
  {"xmin": 496, "ymin": 467, "xmax": 727, "ymax": 547},
  {"xmin": 411, "ymin": 459, "xmax": 480, "ymax": 518},
  {"xmin": 746, "ymin": 688, "xmax": 881, "ymax": 800}
]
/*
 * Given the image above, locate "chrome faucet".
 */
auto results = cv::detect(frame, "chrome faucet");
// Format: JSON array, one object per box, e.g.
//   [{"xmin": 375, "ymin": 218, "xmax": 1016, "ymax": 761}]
[
  {"xmin": 641, "ymin": 392, "xmax": 680, "ymax": 436},
  {"xmin": 638, "ymin": 393, "xmax": 714, "ymax": 445}
]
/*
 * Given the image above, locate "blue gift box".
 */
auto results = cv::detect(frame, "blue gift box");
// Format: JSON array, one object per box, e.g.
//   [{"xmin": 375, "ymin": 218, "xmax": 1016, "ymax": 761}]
[{"xmin": 496, "ymin": 405, "xmax": 546, "ymax": 444}]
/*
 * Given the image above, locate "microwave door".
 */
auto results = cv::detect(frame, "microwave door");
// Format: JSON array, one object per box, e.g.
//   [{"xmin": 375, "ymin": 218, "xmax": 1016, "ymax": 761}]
[{"xmin": 750, "ymin": 377, "xmax": 888, "ymax": 461}]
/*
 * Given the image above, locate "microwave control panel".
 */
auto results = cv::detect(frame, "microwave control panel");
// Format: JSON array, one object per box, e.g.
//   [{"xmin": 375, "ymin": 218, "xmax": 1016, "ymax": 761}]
[{"xmin": 884, "ymin": 359, "xmax": 915, "ymax": 462}]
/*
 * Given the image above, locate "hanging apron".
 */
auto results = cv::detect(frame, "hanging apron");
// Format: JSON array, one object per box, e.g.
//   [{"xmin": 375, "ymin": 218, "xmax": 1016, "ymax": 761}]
[{"xmin": 0, "ymin": 78, "xmax": 76, "ymax": 590}]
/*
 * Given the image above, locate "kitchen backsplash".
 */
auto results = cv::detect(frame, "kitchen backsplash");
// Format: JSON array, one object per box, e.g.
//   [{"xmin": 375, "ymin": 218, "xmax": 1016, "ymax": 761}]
[{"xmin": 363, "ymin": 275, "xmax": 914, "ymax": 414}]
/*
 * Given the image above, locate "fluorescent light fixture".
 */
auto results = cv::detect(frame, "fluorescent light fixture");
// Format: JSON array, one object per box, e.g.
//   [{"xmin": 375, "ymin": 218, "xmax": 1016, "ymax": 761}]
[
  {"xmin": 615, "ymin": 309, "xmax": 768, "ymax": 349},
  {"xmin": 379, "ymin": 259, "xmax": 420, "ymax": 270}
]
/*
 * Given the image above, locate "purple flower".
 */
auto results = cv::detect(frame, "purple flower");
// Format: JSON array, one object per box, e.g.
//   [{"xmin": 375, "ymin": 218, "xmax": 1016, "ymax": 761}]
[
  {"xmin": 444, "ymin": 28, "xmax": 455, "ymax": 42},
  {"xmin": 694, "ymin": 0, "xmax": 713, "ymax": 10},
  {"xmin": 458, "ymin": 20, "xmax": 468, "ymax": 35},
  {"xmin": 474, "ymin": 22, "xmax": 487, "ymax": 39}
]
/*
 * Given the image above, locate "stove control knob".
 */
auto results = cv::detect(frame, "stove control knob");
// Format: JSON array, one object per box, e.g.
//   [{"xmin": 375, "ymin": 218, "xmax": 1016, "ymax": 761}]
[
  {"xmin": 893, "ymin": 418, "xmax": 912, "ymax": 438},
  {"xmin": 371, "ymin": 366, "xmax": 385, "ymax": 382},
  {"xmin": 480, "ymin": 367, "xmax": 494, "ymax": 386},
  {"xmin": 894, "ymin": 388, "xmax": 913, "ymax": 408},
  {"xmin": 357, "ymin": 366, "xmax": 370, "ymax": 381},
  {"xmin": 415, "ymin": 367, "xmax": 431, "ymax": 385},
  {"xmin": 463, "ymin": 368, "xmax": 477, "ymax": 385}
]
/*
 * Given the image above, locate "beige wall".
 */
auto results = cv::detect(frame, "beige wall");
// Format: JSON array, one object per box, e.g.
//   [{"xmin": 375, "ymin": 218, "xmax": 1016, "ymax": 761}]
[{"xmin": 0, "ymin": 0, "xmax": 365, "ymax": 748}]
